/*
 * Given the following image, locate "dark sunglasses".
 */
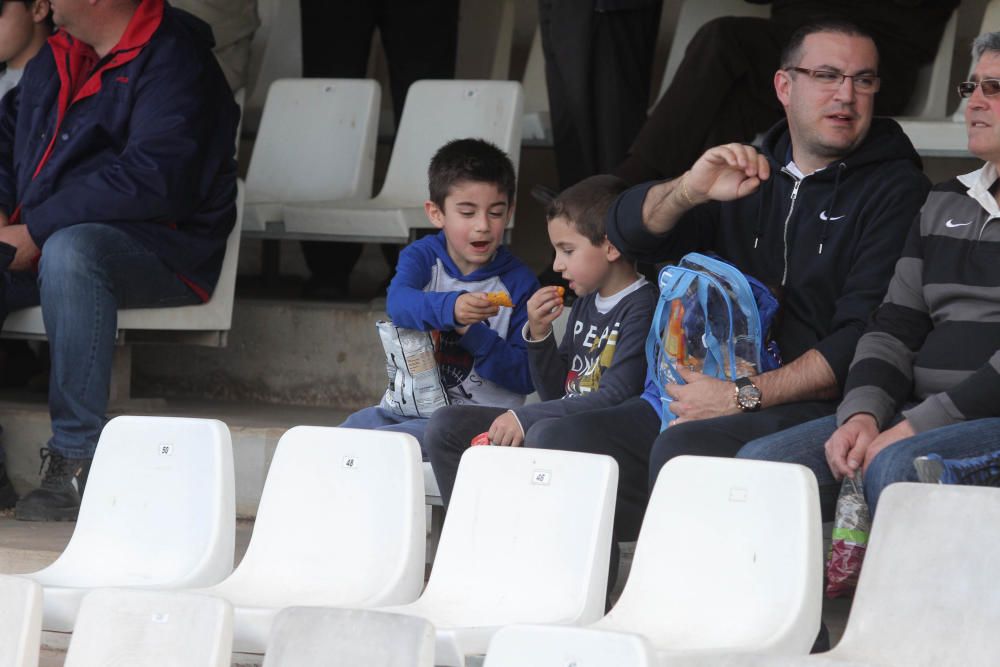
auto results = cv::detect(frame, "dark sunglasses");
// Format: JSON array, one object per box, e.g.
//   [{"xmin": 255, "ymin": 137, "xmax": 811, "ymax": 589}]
[{"xmin": 958, "ymin": 79, "xmax": 1000, "ymax": 98}]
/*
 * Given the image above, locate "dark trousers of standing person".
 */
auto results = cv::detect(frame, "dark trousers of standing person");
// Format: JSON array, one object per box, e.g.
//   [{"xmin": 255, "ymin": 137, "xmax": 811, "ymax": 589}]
[
  {"xmin": 298, "ymin": 0, "xmax": 458, "ymax": 297},
  {"xmin": 615, "ymin": 16, "xmax": 789, "ymax": 185},
  {"xmin": 538, "ymin": 0, "xmax": 662, "ymax": 190}
]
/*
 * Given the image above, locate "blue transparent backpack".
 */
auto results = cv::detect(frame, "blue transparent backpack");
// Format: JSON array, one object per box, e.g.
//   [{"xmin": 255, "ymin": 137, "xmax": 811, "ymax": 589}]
[{"xmin": 644, "ymin": 253, "xmax": 781, "ymax": 429}]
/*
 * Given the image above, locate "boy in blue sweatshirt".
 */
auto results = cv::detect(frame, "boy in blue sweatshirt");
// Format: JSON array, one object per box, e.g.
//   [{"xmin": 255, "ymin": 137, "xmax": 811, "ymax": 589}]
[
  {"xmin": 340, "ymin": 139, "xmax": 538, "ymax": 451},
  {"xmin": 425, "ymin": 175, "xmax": 657, "ymax": 505}
]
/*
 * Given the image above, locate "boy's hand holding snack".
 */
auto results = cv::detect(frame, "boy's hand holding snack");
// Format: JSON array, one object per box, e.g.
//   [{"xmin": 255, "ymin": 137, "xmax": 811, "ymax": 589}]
[
  {"xmin": 526, "ymin": 286, "xmax": 565, "ymax": 340},
  {"xmin": 454, "ymin": 292, "xmax": 501, "ymax": 331},
  {"xmin": 488, "ymin": 410, "xmax": 525, "ymax": 447}
]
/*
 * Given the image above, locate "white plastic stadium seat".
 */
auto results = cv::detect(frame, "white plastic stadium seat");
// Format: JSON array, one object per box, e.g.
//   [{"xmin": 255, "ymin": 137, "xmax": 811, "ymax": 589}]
[
  {"xmin": 243, "ymin": 79, "xmax": 380, "ymax": 234},
  {"xmin": 484, "ymin": 625, "xmax": 655, "ymax": 667},
  {"xmin": 282, "ymin": 80, "xmax": 524, "ymax": 243},
  {"xmin": 0, "ymin": 575, "xmax": 42, "ymax": 667},
  {"xmin": 21, "ymin": 416, "xmax": 235, "ymax": 632},
  {"xmin": 263, "ymin": 607, "xmax": 435, "ymax": 667},
  {"xmin": 2, "ymin": 182, "xmax": 246, "ymax": 345},
  {"xmin": 64, "ymin": 589, "xmax": 232, "ymax": 667},
  {"xmin": 196, "ymin": 427, "xmax": 425, "ymax": 653},
  {"xmin": 651, "ymin": 0, "xmax": 771, "ymax": 110},
  {"xmin": 595, "ymin": 456, "xmax": 822, "ymax": 657},
  {"xmin": 660, "ymin": 483, "xmax": 1000, "ymax": 667},
  {"xmin": 378, "ymin": 446, "xmax": 618, "ymax": 667}
]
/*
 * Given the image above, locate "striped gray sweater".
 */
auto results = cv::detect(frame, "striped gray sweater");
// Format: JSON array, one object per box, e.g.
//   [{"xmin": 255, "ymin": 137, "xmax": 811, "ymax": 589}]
[{"xmin": 837, "ymin": 163, "xmax": 1000, "ymax": 433}]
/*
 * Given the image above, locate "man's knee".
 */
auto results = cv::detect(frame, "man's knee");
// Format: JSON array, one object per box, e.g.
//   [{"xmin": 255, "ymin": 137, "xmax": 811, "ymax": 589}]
[{"xmin": 38, "ymin": 226, "xmax": 105, "ymax": 290}]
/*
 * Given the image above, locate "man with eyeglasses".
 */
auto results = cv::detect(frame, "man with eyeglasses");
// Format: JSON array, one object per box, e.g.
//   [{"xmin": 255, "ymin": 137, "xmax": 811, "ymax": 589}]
[
  {"xmin": 614, "ymin": 0, "xmax": 958, "ymax": 185},
  {"xmin": 0, "ymin": 0, "xmax": 238, "ymax": 521},
  {"xmin": 527, "ymin": 21, "xmax": 929, "ymax": 609},
  {"xmin": 0, "ymin": 0, "xmax": 52, "ymax": 100},
  {"xmin": 739, "ymin": 31, "xmax": 1000, "ymax": 515}
]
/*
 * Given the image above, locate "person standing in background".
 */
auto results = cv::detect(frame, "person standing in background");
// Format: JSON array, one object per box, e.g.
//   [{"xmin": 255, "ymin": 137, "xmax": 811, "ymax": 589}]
[
  {"xmin": 539, "ymin": 0, "xmax": 663, "ymax": 190},
  {"xmin": 297, "ymin": 0, "xmax": 459, "ymax": 300}
]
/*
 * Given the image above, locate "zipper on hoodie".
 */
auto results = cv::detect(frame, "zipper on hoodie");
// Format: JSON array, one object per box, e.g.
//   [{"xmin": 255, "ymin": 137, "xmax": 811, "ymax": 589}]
[{"xmin": 779, "ymin": 168, "xmax": 803, "ymax": 286}]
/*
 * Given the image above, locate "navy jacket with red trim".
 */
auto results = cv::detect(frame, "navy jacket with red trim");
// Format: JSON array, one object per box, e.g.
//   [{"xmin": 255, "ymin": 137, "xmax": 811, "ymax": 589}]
[{"xmin": 0, "ymin": 0, "xmax": 239, "ymax": 299}]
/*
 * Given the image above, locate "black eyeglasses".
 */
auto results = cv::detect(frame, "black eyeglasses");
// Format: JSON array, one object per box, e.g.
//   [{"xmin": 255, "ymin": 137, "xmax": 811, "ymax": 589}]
[
  {"xmin": 957, "ymin": 79, "xmax": 1000, "ymax": 98},
  {"xmin": 786, "ymin": 67, "xmax": 880, "ymax": 93}
]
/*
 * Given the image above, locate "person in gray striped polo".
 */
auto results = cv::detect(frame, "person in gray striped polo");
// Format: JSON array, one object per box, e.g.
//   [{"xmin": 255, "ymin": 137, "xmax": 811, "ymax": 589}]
[{"xmin": 738, "ymin": 30, "xmax": 1000, "ymax": 517}]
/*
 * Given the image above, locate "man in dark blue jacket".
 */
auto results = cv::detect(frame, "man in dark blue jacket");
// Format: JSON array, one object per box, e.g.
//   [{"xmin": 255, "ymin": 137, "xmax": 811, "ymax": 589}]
[
  {"xmin": 0, "ymin": 0, "xmax": 239, "ymax": 521},
  {"xmin": 534, "ymin": 20, "xmax": 930, "ymax": 566}
]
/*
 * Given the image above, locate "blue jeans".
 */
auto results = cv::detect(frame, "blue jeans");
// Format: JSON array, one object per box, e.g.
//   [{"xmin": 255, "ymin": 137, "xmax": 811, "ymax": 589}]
[
  {"xmin": 738, "ymin": 413, "xmax": 1000, "ymax": 517},
  {"xmin": 340, "ymin": 406, "xmax": 430, "ymax": 458},
  {"xmin": 1, "ymin": 224, "xmax": 201, "ymax": 459}
]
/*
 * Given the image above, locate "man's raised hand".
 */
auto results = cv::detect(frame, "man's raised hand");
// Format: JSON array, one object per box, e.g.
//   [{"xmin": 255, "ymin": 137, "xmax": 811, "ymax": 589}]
[{"xmin": 685, "ymin": 143, "xmax": 771, "ymax": 204}]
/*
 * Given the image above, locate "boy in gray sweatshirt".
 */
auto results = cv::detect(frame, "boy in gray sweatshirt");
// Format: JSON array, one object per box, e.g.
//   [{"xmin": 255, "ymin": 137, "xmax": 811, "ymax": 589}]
[{"xmin": 425, "ymin": 174, "xmax": 656, "ymax": 505}]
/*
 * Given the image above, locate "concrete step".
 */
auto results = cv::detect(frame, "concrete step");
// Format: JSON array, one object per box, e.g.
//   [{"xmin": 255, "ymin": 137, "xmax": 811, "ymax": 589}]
[
  {"xmin": 0, "ymin": 394, "xmax": 352, "ymax": 517},
  {"xmin": 132, "ymin": 297, "xmax": 389, "ymax": 412}
]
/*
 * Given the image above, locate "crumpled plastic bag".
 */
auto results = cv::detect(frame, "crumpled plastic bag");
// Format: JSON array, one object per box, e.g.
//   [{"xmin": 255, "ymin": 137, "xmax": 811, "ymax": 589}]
[
  {"xmin": 376, "ymin": 321, "xmax": 449, "ymax": 418},
  {"xmin": 826, "ymin": 473, "xmax": 871, "ymax": 598}
]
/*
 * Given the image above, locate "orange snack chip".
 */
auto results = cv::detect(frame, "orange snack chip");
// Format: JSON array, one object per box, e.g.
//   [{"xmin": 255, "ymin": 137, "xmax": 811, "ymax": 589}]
[
  {"xmin": 485, "ymin": 291, "xmax": 514, "ymax": 308},
  {"xmin": 470, "ymin": 432, "xmax": 492, "ymax": 447},
  {"xmin": 555, "ymin": 286, "xmax": 565, "ymax": 299}
]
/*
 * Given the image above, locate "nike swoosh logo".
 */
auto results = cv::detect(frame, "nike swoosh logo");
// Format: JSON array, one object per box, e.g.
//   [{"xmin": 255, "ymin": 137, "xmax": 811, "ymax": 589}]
[
  {"xmin": 819, "ymin": 210, "xmax": 845, "ymax": 222},
  {"xmin": 945, "ymin": 219, "xmax": 974, "ymax": 228}
]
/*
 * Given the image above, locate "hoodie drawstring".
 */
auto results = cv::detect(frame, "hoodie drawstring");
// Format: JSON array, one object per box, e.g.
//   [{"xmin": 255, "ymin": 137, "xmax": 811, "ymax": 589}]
[
  {"xmin": 753, "ymin": 186, "xmax": 765, "ymax": 249},
  {"xmin": 818, "ymin": 163, "xmax": 846, "ymax": 255}
]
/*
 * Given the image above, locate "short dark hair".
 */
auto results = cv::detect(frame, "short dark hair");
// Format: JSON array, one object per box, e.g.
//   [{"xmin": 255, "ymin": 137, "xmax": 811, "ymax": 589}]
[
  {"xmin": 546, "ymin": 174, "xmax": 629, "ymax": 246},
  {"xmin": 779, "ymin": 19, "xmax": 878, "ymax": 70},
  {"xmin": 427, "ymin": 138, "xmax": 516, "ymax": 210}
]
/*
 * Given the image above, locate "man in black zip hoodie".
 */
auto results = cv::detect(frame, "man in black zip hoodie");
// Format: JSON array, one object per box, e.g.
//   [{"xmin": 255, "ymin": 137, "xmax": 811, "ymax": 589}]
[{"xmin": 535, "ymin": 19, "xmax": 930, "ymax": 547}]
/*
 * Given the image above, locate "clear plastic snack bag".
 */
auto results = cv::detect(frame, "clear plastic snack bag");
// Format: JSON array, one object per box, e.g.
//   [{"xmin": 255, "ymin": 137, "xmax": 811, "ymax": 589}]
[
  {"xmin": 826, "ymin": 473, "xmax": 871, "ymax": 598},
  {"xmin": 376, "ymin": 320, "xmax": 450, "ymax": 418}
]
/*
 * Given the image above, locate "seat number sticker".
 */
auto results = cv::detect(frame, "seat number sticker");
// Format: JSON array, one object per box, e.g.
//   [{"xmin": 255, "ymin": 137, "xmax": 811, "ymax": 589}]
[
  {"xmin": 532, "ymin": 469, "xmax": 551, "ymax": 485},
  {"xmin": 158, "ymin": 443, "xmax": 173, "ymax": 457},
  {"xmin": 343, "ymin": 456, "xmax": 358, "ymax": 469}
]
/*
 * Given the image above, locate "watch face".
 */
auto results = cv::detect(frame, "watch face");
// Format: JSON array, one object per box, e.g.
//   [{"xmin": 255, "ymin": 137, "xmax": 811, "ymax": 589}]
[{"xmin": 737, "ymin": 384, "xmax": 762, "ymax": 409}]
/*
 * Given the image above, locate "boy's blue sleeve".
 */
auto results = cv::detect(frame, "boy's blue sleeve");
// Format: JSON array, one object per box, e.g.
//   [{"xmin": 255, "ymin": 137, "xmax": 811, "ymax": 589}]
[
  {"xmin": 0, "ymin": 85, "xmax": 19, "ymax": 216},
  {"xmin": 459, "ymin": 265, "xmax": 538, "ymax": 395},
  {"xmin": 386, "ymin": 242, "xmax": 460, "ymax": 330}
]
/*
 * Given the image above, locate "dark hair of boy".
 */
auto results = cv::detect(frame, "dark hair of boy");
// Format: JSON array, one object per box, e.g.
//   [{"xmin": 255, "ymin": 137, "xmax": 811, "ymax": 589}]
[
  {"xmin": 545, "ymin": 174, "xmax": 629, "ymax": 246},
  {"xmin": 780, "ymin": 18, "xmax": 877, "ymax": 70},
  {"xmin": 427, "ymin": 138, "xmax": 517, "ymax": 210}
]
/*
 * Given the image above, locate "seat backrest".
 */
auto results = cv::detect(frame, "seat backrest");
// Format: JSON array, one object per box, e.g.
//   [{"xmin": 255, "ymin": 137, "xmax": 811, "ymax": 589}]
[
  {"xmin": 223, "ymin": 427, "xmax": 425, "ymax": 605},
  {"xmin": 244, "ymin": 0, "xmax": 301, "ymax": 133},
  {"xmin": 64, "ymin": 589, "xmax": 232, "ymax": 667},
  {"xmin": 831, "ymin": 483, "xmax": 1000, "ymax": 666},
  {"xmin": 902, "ymin": 9, "xmax": 958, "ymax": 118},
  {"xmin": 35, "ymin": 416, "xmax": 235, "ymax": 589},
  {"xmin": 651, "ymin": 0, "xmax": 771, "ymax": 109},
  {"xmin": 421, "ymin": 447, "xmax": 617, "ymax": 625},
  {"xmin": 378, "ymin": 80, "xmax": 523, "ymax": 203},
  {"xmin": 118, "ymin": 181, "xmax": 244, "ymax": 333},
  {"xmin": 263, "ymin": 607, "xmax": 434, "ymax": 667},
  {"xmin": 0, "ymin": 575, "xmax": 41, "ymax": 667},
  {"xmin": 484, "ymin": 625, "xmax": 654, "ymax": 667},
  {"xmin": 600, "ymin": 456, "xmax": 821, "ymax": 653},
  {"xmin": 245, "ymin": 79, "xmax": 380, "ymax": 208}
]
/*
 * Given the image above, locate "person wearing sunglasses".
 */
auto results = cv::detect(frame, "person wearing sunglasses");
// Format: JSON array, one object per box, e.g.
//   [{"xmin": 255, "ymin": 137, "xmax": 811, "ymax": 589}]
[
  {"xmin": 0, "ymin": 0, "xmax": 239, "ymax": 521},
  {"xmin": 740, "ymin": 31, "xmax": 1000, "ymax": 517},
  {"xmin": 0, "ymin": 0, "xmax": 51, "ymax": 100}
]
